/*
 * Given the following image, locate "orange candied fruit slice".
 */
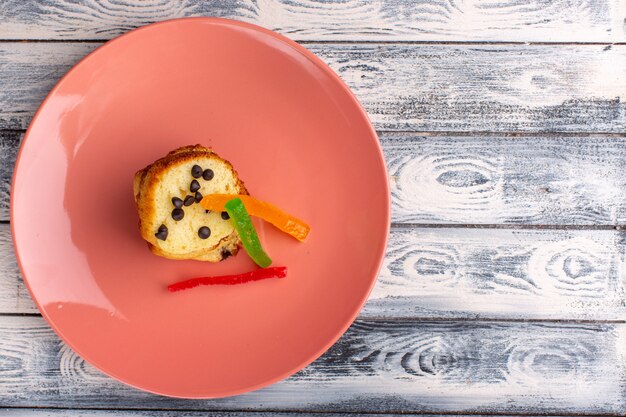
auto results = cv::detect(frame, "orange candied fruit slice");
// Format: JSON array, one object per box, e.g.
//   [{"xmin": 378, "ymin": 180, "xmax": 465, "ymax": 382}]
[{"xmin": 201, "ymin": 194, "xmax": 310, "ymax": 242}]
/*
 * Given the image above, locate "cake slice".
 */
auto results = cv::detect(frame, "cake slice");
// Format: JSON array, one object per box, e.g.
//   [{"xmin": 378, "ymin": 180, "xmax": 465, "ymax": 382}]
[{"xmin": 134, "ymin": 145, "xmax": 248, "ymax": 261}]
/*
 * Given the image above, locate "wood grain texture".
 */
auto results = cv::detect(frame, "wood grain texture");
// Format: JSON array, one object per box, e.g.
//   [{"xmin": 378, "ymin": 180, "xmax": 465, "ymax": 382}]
[
  {"xmin": 5, "ymin": 132, "xmax": 626, "ymax": 225},
  {"xmin": 372, "ymin": 226, "xmax": 626, "ymax": 319},
  {"xmin": 0, "ymin": 131, "xmax": 20, "ymax": 221},
  {"xmin": 0, "ymin": 412, "xmax": 611, "ymax": 417},
  {"xmin": 1, "ymin": 315, "xmax": 625, "ymax": 413},
  {"xmin": 0, "ymin": 223, "xmax": 28, "ymax": 315},
  {"xmin": 0, "ymin": 0, "xmax": 624, "ymax": 42},
  {"xmin": 0, "ymin": 43, "xmax": 95, "ymax": 131},
  {"xmin": 386, "ymin": 133, "xmax": 626, "ymax": 225},
  {"xmin": 0, "ymin": 412, "xmax": 517, "ymax": 417},
  {"xmin": 0, "ymin": 42, "xmax": 624, "ymax": 132},
  {"xmin": 3, "ymin": 223, "xmax": 625, "ymax": 319},
  {"xmin": 0, "ymin": 412, "xmax": 473, "ymax": 417},
  {"xmin": 324, "ymin": 44, "xmax": 626, "ymax": 133}
]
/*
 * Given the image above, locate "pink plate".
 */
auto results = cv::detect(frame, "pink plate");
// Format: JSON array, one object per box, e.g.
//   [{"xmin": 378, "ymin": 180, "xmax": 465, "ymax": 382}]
[{"xmin": 11, "ymin": 18, "xmax": 389, "ymax": 398}]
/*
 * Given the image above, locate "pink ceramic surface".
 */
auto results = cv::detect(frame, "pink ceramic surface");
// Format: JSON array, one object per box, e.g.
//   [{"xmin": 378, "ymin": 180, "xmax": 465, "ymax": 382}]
[{"xmin": 11, "ymin": 18, "xmax": 389, "ymax": 398}]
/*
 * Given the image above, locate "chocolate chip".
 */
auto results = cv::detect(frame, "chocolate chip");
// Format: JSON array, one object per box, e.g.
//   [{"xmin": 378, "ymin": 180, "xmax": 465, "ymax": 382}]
[
  {"xmin": 172, "ymin": 208, "xmax": 184, "ymax": 221},
  {"xmin": 221, "ymin": 249, "xmax": 231, "ymax": 259},
  {"xmin": 183, "ymin": 195, "xmax": 195, "ymax": 206},
  {"xmin": 221, "ymin": 211, "xmax": 230, "ymax": 220},
  {"xmin": 172, "ymin": 197, "xmax": 183, "ymax": 209},
  {"xmin": 198, "ymin": 226, "xmax": 211, "ymax": 239},
  {"xmin": 202, "ymin": 169, "xmax": 214, "ymax": 180},
  {"xmin": 205, "ymin": 210, "xmax": 210, "ymax": 214},
  {"xmin": 191, "ymin": 165, "xmax": 202, "ymax": 178},
  {"xmin": 194, "ymin": 191, "xmax": 203, "ymax": 203},
  {"xmin": 155, "ymin": 224, "xmax": 168, "ymax": 240},
  {"xmin": 190, "ymin": 179, "xmax": 200, "ymax": 192}
]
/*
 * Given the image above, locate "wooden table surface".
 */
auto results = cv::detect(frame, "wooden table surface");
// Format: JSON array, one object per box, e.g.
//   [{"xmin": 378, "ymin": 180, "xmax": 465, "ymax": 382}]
[{"xmin": 1, "ymin": 1, "xmax": 625, "ymax": 415}]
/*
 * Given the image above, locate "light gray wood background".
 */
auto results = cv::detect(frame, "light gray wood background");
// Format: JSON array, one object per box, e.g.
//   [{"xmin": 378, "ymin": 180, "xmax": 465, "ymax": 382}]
[{"xmin": 0, "ymin": 0, "xmax": 625, "ymax": 416}]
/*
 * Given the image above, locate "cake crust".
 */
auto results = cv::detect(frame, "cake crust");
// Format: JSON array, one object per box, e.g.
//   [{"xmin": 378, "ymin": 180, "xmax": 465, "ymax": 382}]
[{"xmin": 134, "ymin": 145, "xmax": 248, "ymax": 261}]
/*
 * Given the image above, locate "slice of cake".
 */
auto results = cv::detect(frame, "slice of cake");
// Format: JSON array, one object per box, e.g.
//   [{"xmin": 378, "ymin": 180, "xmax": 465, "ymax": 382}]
[{"xmin": 133, "ymin": 145, "xmax": 248, "ymax": 261}]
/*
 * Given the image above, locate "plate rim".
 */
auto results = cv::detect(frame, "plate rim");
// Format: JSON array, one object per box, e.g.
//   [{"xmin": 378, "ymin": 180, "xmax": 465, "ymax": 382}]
[{"xmin": 10, "ymin": 16, "xmax": 391, "ymax": 398}]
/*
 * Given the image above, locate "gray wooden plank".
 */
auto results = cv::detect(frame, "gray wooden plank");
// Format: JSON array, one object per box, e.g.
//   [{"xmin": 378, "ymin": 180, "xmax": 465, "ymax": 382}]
[
  {"xmin": 0, "ymin": 42, "xmax": 624, "ymax": 132},
  {"xmin": 2, "ymin": 412, "xmax": 287, "ymax": 417},
  {"xmin": 5, "ymin": 131, "xmax": 626, "ymax": 225},
  {"xmin": 0, "ymin": 411, "xmax": 468, "ymax": 417},
  {"xmin": 0, "ymin": 316, "xmax": 624, "ymax": 413},
  {"xmin": 0, "ymin": 0, "xmax": 623, "ymax": 42},
  {"xmin": 324, "ymin": 44, "xmax": 626, "ymax": 133},
  {"xmin": 0, "ymin": 412, "xmax": 358, "ymax": 417},
  {"xmin": 372, "ymin": 226, "xmax": 626, "ymax": 320},
  {"xmin": 0, "ymin": 131, "xmax": 20, "ymax": 221},
  {"xmin": 0, "ymin": 223, "xmax": 29, "ymax": 315},
  {"xmin": 385, "ymin": 133, "xmax": 626, "ymax": 225},
  {"xmin": 0, "ymin": 43, "xmax": 95, "ymax": 131},
  {"xmin": 0, "ymin": 411, "xmax": 424, "ymax": 417},
  {"xmin": 3, "ymin": 223, "xmax": 625, "ymax": 320},
  {"xmin": 0, "ymin": 412, "xmax": 607, "ymax": 417}
]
